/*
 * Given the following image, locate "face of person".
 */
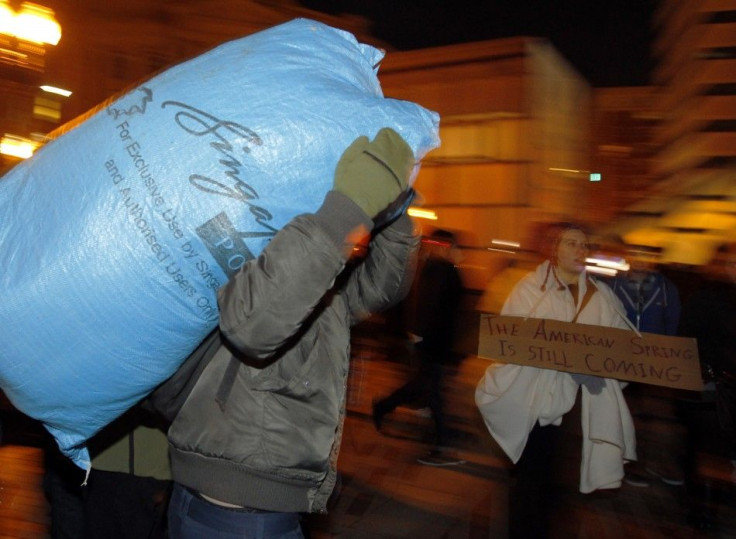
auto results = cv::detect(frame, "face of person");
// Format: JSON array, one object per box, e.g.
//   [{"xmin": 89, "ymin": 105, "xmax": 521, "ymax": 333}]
[{"xmin": 555, "ymin": 229, "xmax": 589, "ymax": 284}]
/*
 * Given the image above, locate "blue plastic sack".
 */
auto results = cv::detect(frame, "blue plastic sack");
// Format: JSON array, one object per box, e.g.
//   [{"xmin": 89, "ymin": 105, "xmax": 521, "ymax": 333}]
[{"xmin": 0, "ymin": 18, "xmax": 440, "ymax": 469}]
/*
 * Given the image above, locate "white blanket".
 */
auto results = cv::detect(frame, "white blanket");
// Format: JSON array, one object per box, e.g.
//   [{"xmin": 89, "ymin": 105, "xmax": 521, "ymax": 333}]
[{"xmin": 475, "ymin": 363, "xmax": 637, "ymax": 493}]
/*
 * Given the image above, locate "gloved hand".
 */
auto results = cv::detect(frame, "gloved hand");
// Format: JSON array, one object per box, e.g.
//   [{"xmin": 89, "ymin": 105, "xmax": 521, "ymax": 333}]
[
  {"xmin": 333, "ymin": 127, "xmax": 415, "ymax": 219},
  {"xmin": 570, "ymin": 373, "xmax": 606, "ymax": 395},
  {"xmin": 373, "ymin": 188, "xmax": 415, "ymax": 230}
]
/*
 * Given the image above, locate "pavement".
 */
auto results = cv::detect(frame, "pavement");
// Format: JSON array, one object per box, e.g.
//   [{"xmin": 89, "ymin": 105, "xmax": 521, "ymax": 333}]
[
  {"xmin": 1, "ymin": 318, "xmax": 735, "ymax": 538},
  {"xmin": 302, "ymin": 324, "xmax": 736, "ymax": 538}
]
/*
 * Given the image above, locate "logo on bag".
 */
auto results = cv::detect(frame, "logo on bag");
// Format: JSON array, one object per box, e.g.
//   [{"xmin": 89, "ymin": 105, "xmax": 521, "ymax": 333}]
[
  {"xmin": 196, "ymin": 212, "xmax": 276, "ymax": 278},
  {"xmin": 161, "ymin": 100, "xmax": 277, "ymax": 277},
  {"xmin": 107, "ymin": 87, "xmax": 154, "ymax": 119}
]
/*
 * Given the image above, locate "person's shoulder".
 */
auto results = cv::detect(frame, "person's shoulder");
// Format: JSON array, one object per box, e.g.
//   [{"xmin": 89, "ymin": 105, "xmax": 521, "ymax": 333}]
[
  {"xmin": 507, "ymin": 267, "xmax": 543, "ymax": 301},
  {"xmin": 511, "ymin": 269, "xmax": 537, "ymax": 290}
]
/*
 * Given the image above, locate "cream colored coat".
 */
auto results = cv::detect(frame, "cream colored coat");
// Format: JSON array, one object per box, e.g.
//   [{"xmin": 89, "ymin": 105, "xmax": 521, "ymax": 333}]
[{"xmin": 475, "ymin": 260, "xmax": 637, "ymax": 493}]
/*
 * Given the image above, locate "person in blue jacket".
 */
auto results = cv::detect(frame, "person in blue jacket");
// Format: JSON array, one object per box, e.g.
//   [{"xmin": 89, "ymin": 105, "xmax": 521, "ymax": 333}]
[
  {"xmin": 607, "ymin": 246, "xmax": 683, "ymax": 487},
  {"xmin": 608, "ymin": 247, "xmax": 681, "ymax": 336}
]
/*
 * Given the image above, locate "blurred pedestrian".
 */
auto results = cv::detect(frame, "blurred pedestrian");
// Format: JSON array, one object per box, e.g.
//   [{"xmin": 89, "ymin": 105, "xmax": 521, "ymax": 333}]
[
  {"xmin": 43, "ymin": 437, "xmax": 86, "ymax": 539},
  {"xmin": 607, "ymin": 246, "xmax": 684, "ymax": 488},
  {"xmin": 154, "ymin": 128, "xmax": 420, "ymax": 538},
  {"xmin": 475, "ymin": 222, "xmax": 636, "ymax": 538},
  {"xmin": 372, "ymin": 229, "xmax": 466, "ymax": 466},
  {"xmin": 83, "ymin": 408, "xmax": 172, "ymax": 539},
  {"xmin": 678, "ymin": 242, "xmax": 736, "ymax": 530}
]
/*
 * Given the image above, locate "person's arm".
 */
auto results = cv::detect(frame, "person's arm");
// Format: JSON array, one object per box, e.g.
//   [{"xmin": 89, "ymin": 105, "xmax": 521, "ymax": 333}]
[
  {"xmin": 343, "ymin": 213, "xmax": 420, "ymax": 325},
  {"xmin": 218, "ymin": 128, "xmax": 415, "ymax": 360},
  {"xmin": 217, "ymin": 192, "xmax": 366, "ymax": 361}
]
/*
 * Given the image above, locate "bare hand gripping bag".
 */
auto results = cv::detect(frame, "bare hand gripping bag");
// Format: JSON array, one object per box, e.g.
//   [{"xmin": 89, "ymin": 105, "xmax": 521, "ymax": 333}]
[{"xmin": 0, "ymin": 18, "xmax": 440, "ymax": 469}]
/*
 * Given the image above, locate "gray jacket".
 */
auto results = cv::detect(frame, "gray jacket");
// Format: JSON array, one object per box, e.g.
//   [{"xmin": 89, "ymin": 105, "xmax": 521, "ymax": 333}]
[{"xmin": 166, "ymin": 191, "xmax": 419, "ymax": 513}]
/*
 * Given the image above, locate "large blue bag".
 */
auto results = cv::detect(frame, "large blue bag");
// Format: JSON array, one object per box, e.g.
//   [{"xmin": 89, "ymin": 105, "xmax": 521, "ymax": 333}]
[{"xmin": 0, "ymin": 18, "xmax": 440, "ymax": 469}]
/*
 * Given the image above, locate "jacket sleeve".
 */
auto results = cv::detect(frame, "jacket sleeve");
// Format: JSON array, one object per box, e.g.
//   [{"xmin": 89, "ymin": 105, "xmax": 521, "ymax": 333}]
[
  {"xmin": 217, "ymin": 191, "xmax": 372, "ymax": 360},
  {"xmin": 343, "ymin": 213, "xmax": 420, "ymax": 325}
]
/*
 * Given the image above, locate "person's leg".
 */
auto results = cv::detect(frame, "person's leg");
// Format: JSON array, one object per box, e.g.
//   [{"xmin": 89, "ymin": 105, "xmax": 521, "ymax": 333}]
[
  {"xmin": 508, "ymin": 423, "xmax": 560, "ymax": 539},
  {"xmin": 372, "ymin": 367, "xmax": 428, "ymax": 429},
  {"xmin": 681, "ymin": 396, "xmax": 721, "ymax": 530},
  {"xmin": 43, "ymin": 440, "xmax": 86, "ymax": 539},
  {"xmin": 423, "ymin": 360, "xmax": 445, "ymax": 445},
  {"xmin": 416, "ymin": 360, "xmax": 467, "ymax": 466},
  {"xmin": 83, "ymin": 470, "xmax": 171, "ymax": 539}
]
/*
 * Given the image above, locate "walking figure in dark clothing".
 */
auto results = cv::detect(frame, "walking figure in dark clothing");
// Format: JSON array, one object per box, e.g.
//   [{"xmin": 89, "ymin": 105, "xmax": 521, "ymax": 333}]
[{"xmin": 372, "ymin": 228, "xmax": 465, "ymax": 466}]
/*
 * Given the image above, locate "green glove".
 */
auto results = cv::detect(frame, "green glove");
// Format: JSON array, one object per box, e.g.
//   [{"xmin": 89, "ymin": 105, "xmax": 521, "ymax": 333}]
[{"xmin": 333, "ymin": 127, "xmax": 415, "ymax": 219}]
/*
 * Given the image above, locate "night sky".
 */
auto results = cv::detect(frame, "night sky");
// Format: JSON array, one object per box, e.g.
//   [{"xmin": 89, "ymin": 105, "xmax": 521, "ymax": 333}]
[{"xmin": 299, "ymin": 0, "xmax": 660, "ymax": 87}]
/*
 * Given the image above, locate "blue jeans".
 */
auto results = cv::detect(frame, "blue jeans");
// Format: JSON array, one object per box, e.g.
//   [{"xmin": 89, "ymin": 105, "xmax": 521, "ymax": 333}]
[{"xmin": 168, "ymin": 483, "xmax": 304, "ymax": 538}]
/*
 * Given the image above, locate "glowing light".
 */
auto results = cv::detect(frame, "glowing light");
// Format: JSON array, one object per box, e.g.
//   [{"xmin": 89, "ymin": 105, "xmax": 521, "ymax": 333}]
[
  {"xmin": 586, "ymin": 265, "xmax": 618, "ymax": 277},
  {"xmin": 0, "ymin": 2, "xmax": 14, "ymax": 36},
  {"xmin": 491, "ymin": 239, "xmax": 521, "ymax": 249},
  {"xmin": 40, "ymin": 85, "xmax": 71, "ymax": 97},
  {"xmin": 407, "ymin": 207, "xmax": 437, "ymax": 220},
  {"xmin": 0, "ymin": 2, "xmax": 61, "ymax": 45},
  {"xmin": 0, "ymin": 134, "xmax": 39, "ymax": 159},
  {"xmin": 585, "ymin": 255, "xmax": 630, "ymax": 272},
  {"xmin": 549, "ymin": 167, "xmax": 585, "ymax": 173}
]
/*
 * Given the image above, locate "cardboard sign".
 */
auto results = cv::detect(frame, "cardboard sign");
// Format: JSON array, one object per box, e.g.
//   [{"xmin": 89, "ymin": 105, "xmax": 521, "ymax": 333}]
[{"xmin": 478, "ymin": 315, "xmax": 703, "ymax": 391}]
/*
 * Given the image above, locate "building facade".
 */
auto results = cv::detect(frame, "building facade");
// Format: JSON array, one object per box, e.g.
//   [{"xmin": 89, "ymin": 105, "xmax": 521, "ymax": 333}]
[
  {"xmin": 2, "ymin": 1, "xmax": 599, "ymax": 291},
  {"xmin": 609, "ymin": 0, "xmax": 736, "ymax": 265},
  {"xmin": 379, "ymin": 37, "xmax": 593, "ymax": 288}
]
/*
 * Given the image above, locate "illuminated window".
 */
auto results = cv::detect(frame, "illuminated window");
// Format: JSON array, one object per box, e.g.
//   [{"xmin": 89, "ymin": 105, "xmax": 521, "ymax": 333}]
[{"xmin": 33, "ymin": 95, "xmax": 60, "ymax": 121}]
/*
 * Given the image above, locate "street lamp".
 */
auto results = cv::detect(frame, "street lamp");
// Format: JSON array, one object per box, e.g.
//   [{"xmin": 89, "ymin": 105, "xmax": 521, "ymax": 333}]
[
  {"xmin": 0, "ymin": 134, "xmax": 39, "ymax": 159},
  {"xmin": 0, "ymin": 1, "xmax": 61, "ymax": 45}
]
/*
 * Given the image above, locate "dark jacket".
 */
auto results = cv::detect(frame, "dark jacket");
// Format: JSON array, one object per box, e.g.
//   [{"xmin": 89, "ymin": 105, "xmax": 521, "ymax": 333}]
[
  {"xmin": 414, "ymin": 256, "xmax": 463, "ymax": 360},
  {"xmin": 679, "ymin": 277, "xmax": 736, "ymax": 381},
  {"xmin": 165, "ymin": 191, "xmax": 419, "ymax": 513},
  {"xmin": 608, "ymin": 270, "xmax": 681, "ymax": 335}
]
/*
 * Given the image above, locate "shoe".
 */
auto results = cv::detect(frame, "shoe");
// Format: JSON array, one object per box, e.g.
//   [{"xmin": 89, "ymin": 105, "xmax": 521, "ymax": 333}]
[
  {"xmin": 624, "ymin": 461, "xmax": 651, "ymax": 487},
  {"xmin": 416, "ymin": 450, "xmax": 465, "ymax": 467},
  {"xmin": 646, "ymin": 466, "xmax": 685, "ymax": 486},
  {"xmin": 624, "ymin": 472, "xmax": 651, "ymax": 488}
]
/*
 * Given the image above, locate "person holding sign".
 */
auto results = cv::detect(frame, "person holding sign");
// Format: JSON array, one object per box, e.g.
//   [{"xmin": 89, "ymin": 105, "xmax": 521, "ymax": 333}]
[{"xmin": 475, "ymin": 222, "xmax": 636, "ymax": 539}]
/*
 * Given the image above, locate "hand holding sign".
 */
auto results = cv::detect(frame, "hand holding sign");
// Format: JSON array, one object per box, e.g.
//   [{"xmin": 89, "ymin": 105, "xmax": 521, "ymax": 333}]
[{"xmin": 570, "ymin": 373, "xmax": 605, "ymax": 395}]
